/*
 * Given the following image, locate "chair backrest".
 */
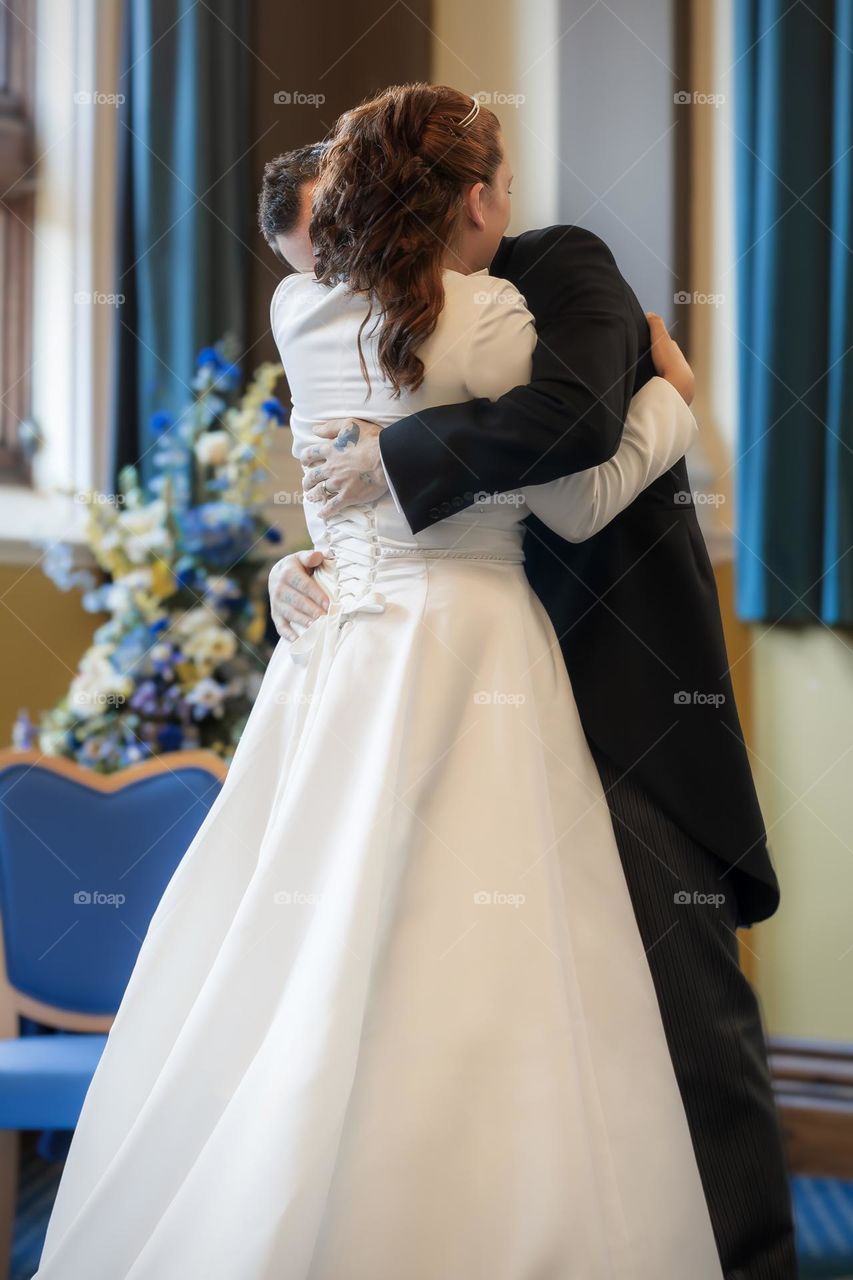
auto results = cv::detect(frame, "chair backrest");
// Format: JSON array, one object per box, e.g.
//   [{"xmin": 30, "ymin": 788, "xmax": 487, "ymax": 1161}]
[
  {"xmin": 770, "ymin": 1036, "xmax": 853, "ymax": 1178},
  {"xmin": 0, "ymin": 750, "xmax": 228, "ymax": 1028}
]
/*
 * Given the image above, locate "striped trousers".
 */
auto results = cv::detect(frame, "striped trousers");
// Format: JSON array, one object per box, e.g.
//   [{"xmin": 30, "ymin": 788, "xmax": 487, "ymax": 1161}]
[{"xmin": 592, "ymin": 747, "xmax": 798, "ymax": 1280}]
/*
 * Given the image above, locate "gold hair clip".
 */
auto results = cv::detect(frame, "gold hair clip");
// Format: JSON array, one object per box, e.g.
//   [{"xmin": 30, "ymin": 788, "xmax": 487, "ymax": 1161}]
[{"xmin": 457, "ymin": 96, "xmax": 481, "ymax": 129}]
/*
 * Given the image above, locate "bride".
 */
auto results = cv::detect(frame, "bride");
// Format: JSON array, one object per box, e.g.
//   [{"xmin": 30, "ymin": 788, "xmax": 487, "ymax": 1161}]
[{"xmin": 35, "ymin": 84, "xmax": 722, "ymax": 1279}]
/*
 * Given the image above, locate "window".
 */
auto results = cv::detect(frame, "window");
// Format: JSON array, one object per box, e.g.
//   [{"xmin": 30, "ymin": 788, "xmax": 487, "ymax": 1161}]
[{"xmin": 0, "ymin": 0, "xmax": 36, "ymax": 485}]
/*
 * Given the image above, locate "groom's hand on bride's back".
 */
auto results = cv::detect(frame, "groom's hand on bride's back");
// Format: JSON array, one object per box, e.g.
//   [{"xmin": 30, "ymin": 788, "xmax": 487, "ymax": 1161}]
[
  {"xmin": 269, "ymin": 550, "xmax": 329, "ymax": 642},
  {"xmin": 297, "ymin": 318, "xmax": 692, "ymax": 519},
  {"xmin": 299, "ymin": 418, "xmax": 388, "ymax": 516}
]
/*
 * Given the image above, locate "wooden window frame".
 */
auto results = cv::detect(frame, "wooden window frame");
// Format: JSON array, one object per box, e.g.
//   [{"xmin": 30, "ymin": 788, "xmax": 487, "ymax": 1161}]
[{"xmin": 0, "ymin": 0, "xmax": 36, "ymax": 486}]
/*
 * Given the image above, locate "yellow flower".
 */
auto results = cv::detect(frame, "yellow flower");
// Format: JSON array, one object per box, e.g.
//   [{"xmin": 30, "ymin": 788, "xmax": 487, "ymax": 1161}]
[
  {"xmin": 245, "ymin": 603, "xmax": 266, "ymax": 646},
  {"xmin": 149, "ymin": 560, "xmax": 174, "ymax": 600}
]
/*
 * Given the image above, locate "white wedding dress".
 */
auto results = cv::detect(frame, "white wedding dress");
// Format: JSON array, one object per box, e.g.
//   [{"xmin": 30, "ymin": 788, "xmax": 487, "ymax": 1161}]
[{"xmin": 34, "ymin": 269, "xmax": 723, "ymax": 1280}]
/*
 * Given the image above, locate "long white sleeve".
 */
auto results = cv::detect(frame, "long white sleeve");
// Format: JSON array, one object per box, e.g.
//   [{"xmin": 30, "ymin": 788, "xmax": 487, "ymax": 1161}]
[{"xmin": 521, "ymin": 377, "xmax": 698, "ymax": 543}]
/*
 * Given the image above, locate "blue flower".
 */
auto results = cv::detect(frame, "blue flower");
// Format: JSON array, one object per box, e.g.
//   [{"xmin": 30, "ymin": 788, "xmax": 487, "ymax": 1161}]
[
  {"xmin": 157, "ymin": 723, "xmax": 184, "ymax": 752},
  {"xmin": 40, "ymin": 541, "xmax": 97, "ymax": 594},
  {"xmin": 130, "ymin": 680, "xmax": 159, "ymax": 715},
  {"xmin": 261, "ymin": 397, "xmax": 288, "ymax": 425},
  {"xmin": 218, "ymin": 362, "xmax": 241, "ymax": 390},
  {"xmin": 150, "ymin": 411, "xmax": 173, "ymax": 434},
  {"xmin": 150, "ymin": 646, "xmax": 175, "ymax": 675},
  {"xmin": 195, "ymin": 347, "xmax": 240, "ymax": 392},
  {"xmin": 195, "ymin": 347, "xmax": 222, "ymax": 371},
  {"xmin": 175, "ymin": 564, "xmax": 201, "ymax": 591},
  {"xmin": 178, "ymin": 502, "xmax": 256, "ymax": 567}
]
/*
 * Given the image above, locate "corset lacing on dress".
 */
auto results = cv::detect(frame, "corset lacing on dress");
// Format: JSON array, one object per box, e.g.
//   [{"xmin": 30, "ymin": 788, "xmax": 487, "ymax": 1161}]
[
  {"xmin": 288, "ymin": 506, "xmax": 386, "ymax": 666},
  {"xmin": 288, "ymin": 503, "xmax": 525, "ymax": 666}
]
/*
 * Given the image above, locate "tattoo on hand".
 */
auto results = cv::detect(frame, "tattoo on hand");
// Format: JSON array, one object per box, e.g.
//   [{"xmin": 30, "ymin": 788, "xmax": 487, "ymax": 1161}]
[{"xmin": 334, "ymin": 423, "xmax": 360, "ymax": 451}]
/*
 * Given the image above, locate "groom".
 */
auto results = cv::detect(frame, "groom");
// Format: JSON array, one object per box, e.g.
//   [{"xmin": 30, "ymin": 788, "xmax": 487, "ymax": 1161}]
[{"xmin": 260, "ymin": 147, "xmax": 796, "ymax": 1278}]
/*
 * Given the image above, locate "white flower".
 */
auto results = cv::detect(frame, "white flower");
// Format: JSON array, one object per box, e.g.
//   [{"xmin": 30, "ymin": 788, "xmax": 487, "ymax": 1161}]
[
  {"xmin": 68, "ymin": 649, "xmax": 133, "ymax": 719},
  {"xmin": 79, "ymin": 643, "xmax": 116, "ymax": 671},
  {"xmin": 117, "ymin": 500, "xmax": 172, "ymax": 564},
  {"xmin": 183, "ymin": 624, "xmax": 238, "ymax": 669},
  {"xmin": 100, "ymin": 581, "xmax": 133, "ymax": 613},
  {"xmin": 194, "ymin": 429, "xmax": 232, "ymax": 468},
  {"xmin": 98, "ymin": 528, "xmax": 123, "ymax": 553},
  {"xmin": 204, "ymin": 575, "xmax": 241, "ymax": 602},
  {"xmin": 186, "ymin": 677, "xmax": 227, "ymax": 718},
  {"xmin": 40, "ymin": 726, "xmax": 70, "ymax": 755},
  {"xmin": 174, "ymin": 606, "xmax": 216, "ymax": 637},
  {"xmin": 95, "ymin": 569, "xmax": 155, "ymax": 615},
  {"xmin": 122, "ymin": 568, "xmax": 154, "ymax": 593}
]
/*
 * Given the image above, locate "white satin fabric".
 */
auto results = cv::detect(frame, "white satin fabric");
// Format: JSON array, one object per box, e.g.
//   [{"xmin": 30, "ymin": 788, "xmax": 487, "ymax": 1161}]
[{"xmin": 35, "ymin": 271, "xmax": 721, "ymax": 1279}]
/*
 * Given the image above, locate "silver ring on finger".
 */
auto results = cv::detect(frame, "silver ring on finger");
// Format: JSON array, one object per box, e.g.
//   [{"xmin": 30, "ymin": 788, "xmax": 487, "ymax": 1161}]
[{"xmin": 321, "ymin": 481, "xmax": 336, "ymax": 502}]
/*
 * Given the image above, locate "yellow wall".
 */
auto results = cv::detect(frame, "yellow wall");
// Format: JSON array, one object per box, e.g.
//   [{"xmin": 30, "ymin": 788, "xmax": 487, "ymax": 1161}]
[
  {"xmin": 431, "ymin": 0, "xmax": 559, "ymax": 232},
  {"xmin": 0, "ymin": 563, "xmax": 103, "ymax": 745},
  {"xmin": 689, "ymin": 567, "xmax": 853, "ymax": 1043},
  {"xmin": 714, "ymin": 562, "xmax": 761, "ymax": 988},
  {"xmin": 748, "ymin": 627, "xmax": 853, "ymax": 1041}
]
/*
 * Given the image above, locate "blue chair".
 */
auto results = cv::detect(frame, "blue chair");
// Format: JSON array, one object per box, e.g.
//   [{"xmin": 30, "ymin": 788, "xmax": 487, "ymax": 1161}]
[{"xmin": 0, "ymin": 749, "xmax": 228, "ymax": 1279}]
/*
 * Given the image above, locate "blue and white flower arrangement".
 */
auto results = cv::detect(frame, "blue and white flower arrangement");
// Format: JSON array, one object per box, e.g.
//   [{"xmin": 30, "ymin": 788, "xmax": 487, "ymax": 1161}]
[{"xmin": 14, "ymin": 341, "xmax": 288, "ymax": 772}]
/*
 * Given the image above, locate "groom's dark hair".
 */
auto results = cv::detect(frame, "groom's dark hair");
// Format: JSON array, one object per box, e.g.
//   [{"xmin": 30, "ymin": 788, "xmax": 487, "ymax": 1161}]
[{"xmin": 258, "ymin": 143, "xmax": 327, "ymax": 244}]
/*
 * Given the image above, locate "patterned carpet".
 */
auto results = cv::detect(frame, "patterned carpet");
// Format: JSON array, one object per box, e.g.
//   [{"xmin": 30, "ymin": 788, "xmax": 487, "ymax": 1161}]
[
  {"xmin": 795, "ymin": 1176, "xmax": 853, "ymax": 1279},
  {"xmin": 11, "ymin": 1148, "xmax": 63, "ymax": 1280},
  {"xmin": 10, "ymin": 1143, "xmax": 853, "ymax": 1279}
]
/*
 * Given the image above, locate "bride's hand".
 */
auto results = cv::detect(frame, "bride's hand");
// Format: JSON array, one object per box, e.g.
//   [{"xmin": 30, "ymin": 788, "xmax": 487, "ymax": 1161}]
[
  {"xmin": 646, "ymin": 313, "xmax": 695, "ymax": 406},
  {"xmin": 300, "ymin": 418, "xmax": 388, "ymax": 517}
]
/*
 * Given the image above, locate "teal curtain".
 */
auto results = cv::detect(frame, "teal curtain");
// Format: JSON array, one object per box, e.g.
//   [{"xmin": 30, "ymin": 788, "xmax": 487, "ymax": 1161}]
[
  {"xmin": 734, "ymin": 0, "xmax": 853, "ymax": 623},
  {"xmin": 111, "ymin": 0, "xmax": 250, "ymax": 485}
]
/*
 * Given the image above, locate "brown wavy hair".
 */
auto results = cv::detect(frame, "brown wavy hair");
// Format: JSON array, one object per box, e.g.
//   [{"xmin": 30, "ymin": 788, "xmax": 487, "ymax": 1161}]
[{"xmin": 310, "ymin": 83, "xmax": 502, "ymax": 395}]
